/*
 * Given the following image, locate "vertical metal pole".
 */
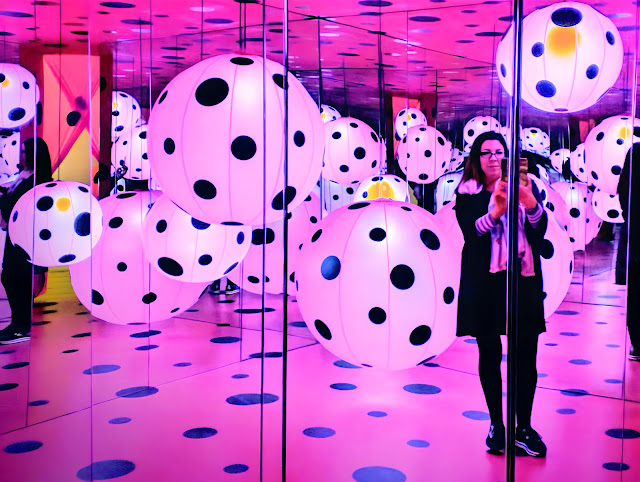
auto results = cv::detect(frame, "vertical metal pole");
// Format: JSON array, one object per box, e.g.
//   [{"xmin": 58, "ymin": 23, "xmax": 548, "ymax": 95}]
[{"xmin": 506, "ymin": 0, "xmax": 524, "ymax": 479}]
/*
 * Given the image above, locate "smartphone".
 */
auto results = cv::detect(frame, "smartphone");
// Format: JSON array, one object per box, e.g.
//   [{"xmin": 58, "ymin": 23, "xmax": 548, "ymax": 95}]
[{"xmin": 500, "ymin": 158, "xmax": 529, "ymax": 184}]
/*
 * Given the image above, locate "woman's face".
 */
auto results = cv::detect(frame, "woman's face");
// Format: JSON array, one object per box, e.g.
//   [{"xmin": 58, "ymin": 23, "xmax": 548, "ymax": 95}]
[{"xmin": 479, "ymin": 139, "xmax": 505, "ymax": 184}]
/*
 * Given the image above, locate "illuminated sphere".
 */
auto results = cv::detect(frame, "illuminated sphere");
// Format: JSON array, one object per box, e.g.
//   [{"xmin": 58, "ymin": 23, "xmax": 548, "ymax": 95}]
[
  {"xmin": 227, "ymin": 191, "xmax": 323, "ymax": 295},
  {"xmin": 296, "ymin": 200, "xmax": 459, "ymax": 370},
  {"xmin": 592, "ymin": 188, "xmax": 623, "ymax": 223},
  {"xmin": 569, "ymin": 143, "xmax": 587, "ymax": 182},
  {"xmin": 317, "ymin": 178, "xmax": 358, "ymax": 212},
  {"xmin": 0, "ymin": 63, "xmax": 40, "ymax": 129},
  {"xmin": 551, "ymin": 181, "xmax": 601, "ymax": 251},
  {"xmin": 320, "ymin": 104, "xmax": 341, "ymax": 123},
  {"xmin": 396, "ymin": 125, "xmax": 451, "ymax": 184},
  {"xmin": 9, "ymin": 181, "xmax": 103, "ymax": 267},
  {"xmin": 148, "ymin": 54, "xmax": 324, "ymax": 226},
  {"xmin": 550, "ymin": 148, "xmax": 570, "ymax": 173},
  {"xmin": 448, "ymin": 148, "xmax": 464, "ymax": 173},
  {"xmin": 142, "ymin": 194, "xmax": 251, "ymax": 283},
  {"xmin": 584, "ymin": 115, "xmax": 640, "ymax": 194},
  {"xmin": 0, "ymin": 131, "xmax": 20, "ymax": 184},
  {"xmin": 521, "ymin": 127, "xmax": 550, "ymax": 156},
  {"xmin": 69, "ymin": 192, "xmax": 208, "ymax": 325},
  {"xmin": 463, "ymin": 116, "xmax": 501, "ymax": 150},
  {"xmin": 436, "ymin": 171, "xmax": 463, "ymax": 211},
  {"xmin": 111, "ymin": 124, "xmax": 150, "ymax": 181},
  {"xmin": 323, "ymin": 117, "xmax": 382, "ymax": 185},
  {"xmin": 394, "ymin": 107, "xmax": 426, "ymax": 141},
  {"xmin": 496, "ymin": 3, "xmax": 623, "ymax": 113},
  {"xmin": 355, "ymin": 175, "xmax": 408, "ymax": 202},
  {"xmin": 111, "ymin": 91, "xmax": 142, "ymax": 141}
]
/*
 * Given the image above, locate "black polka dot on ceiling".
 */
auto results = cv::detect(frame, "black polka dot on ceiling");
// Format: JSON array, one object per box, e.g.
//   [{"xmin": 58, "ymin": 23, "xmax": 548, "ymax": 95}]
[
  {"xmin": 409, "ymin": 15, "xmax": 441, "ymax": 22},
  {"xmin": 100, "ymin": 1, "xmax": 135, "ymax": 7},
  {"xmin": 121, "ymin": 19, "xmax": 152, "ymax": 25}
]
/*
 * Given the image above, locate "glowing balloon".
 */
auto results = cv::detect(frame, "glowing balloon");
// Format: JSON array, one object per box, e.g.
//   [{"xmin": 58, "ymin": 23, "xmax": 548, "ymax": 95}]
[
  {"xmin": 551, "ymin": 181, "xmax": 601, "ymax": 251},
  {"xmin": 355, "ymin": 175, "xmax": 408, "ymax": 202},
  {"xmin": 111, "ymin": 124, "xmax": 150, "ymax": 181},
  {"xmin": 396, "ymin": 125, "xmax": 451, "ymax": 184},
  {"xmin": 521, "ymin": 127, "xmax": 550, "ymax": 156},
  {"xmin": 112, "ymin": 91, "xmax": 142, "ymax": 141},
  {"xmin": 9, "ymin": 181, "xmax": 102, "ymax": 267},
  {"xmin": 550, "ymin": 148, "xmax": 570, "ymax": 174},
  {"xmin": 592, "ymin": 188, "xmax": 623, "ymax": 223},
  {"xmin": 0, "ymin": 131, "xmax": 20, "ymax": 184},
  {"xmin": 496, "ymin": 3, "xmax": 623, "ymax": 113},
  {"xmin": 69, "ymin": 191, "xmax": 208, "ymax": 325},
  {"xmin": 320, "ymin": 104, "xmax": 341, "ymax": 123},
  {"xmin": 0, "ymin": 63, "xmax": 40, "ymax": 129},
  {"xmin": 436, "ymin": 171, "xmax": 463, "ymax": 211},
  {"xmin": 394, "ymin": 107, "xmax": 426, "ymax": 141},
  {"xmin": 296, "ymin": 199, "xmax": 459, "ymax": 370},
  {"xmin": 463, "ymin": 116, "xmax": 501, "ymax": 150},
  {"xmin": 569, "ymin": 144, "xmax": 587, "ymax": 182},
  {"xmin": 148, "ymin": 54, "xmax": 324, "ymax": 226}
]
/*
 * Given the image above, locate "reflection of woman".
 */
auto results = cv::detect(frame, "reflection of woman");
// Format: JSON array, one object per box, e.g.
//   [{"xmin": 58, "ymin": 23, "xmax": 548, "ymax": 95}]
[
  {"xmin": 454, "ymin": 132, "xmax": 548, "ymax": 457},
  {"xmin": 0, "ymin": 138, "xmax": 52, "ymax": 344}
]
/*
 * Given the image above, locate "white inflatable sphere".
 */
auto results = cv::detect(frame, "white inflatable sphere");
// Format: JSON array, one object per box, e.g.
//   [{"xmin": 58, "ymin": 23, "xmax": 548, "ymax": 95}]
[
  {"xmin": 318, "ymin": 178, "xmax": 358, "ymax": 212},
  {"xmin": 550, "ymin": 148, "xmax": 570, "ymax": 173},
  {"xmin": 296, "ymin": 199, "xmax": 459, "ymax": 370},
  {"xmin": 448, "ymin": 148, "xmax": 464, "ymax": 173},
  {"xmin": 396, "ymin": 125, "xmax": 451, "ymax": 184},
  {"xmin": 148, "ymin": 54, "xmax": 324, "ymax": 226},
  {"xmin": 142, "ymin": 194, "xmax": 251, "ymax": 283},
  {"xmin": 69, "ymin": 191, "xmax": 208, "ymax": 325},
  {"xmin": 436, "ymin": 170, "xmax": 463, "ymax": 211},
  {"xmin": 323, "ymin": 116, "xmax": 382, "ymax": 185},
  {"xmin": 463, "ymin": 116, "xmax": 501, "ymax": 149},
  {"xmin": 111, "ymin": 124, "xmax": 150, "ymax": 181},
  {"xmin": 355, "ymin": 175, "xmax": 408, "ymax": 202},
  {"xmin": 592, "ymin": 188, "xmax": 623, "ymax": 223},
  {"xmin": 394, "ymin": 107, "xmax": 426, "ymax": 141},
  {"xmin": 112, "ymin": 91, "xmax": 142, "ymax": 141},
  {"xmin": 0, "ymin": 131, "xmax": 20, "ymax": 184},
  {"xmin": 551, "ymin": 181, "xmax": 601, "ymax": 251},
  {"xmin": 584, "ymin": 115, "xmax": 640, "ymax": 194},
  {"xmin": 521, "ymin": 127, "xmax": 550, "ymax": 156},
  {"xmin": 320, "ymin": 104, "xmax": 341, "ymax": 123},
  {"xmin": 9, "ymin": 181, "xmax": 102, "ymax": 267},
  {"xmin": 228, "ymin": 191, "xmax": 323, "ymax": 295},
  {"xmin": 0, "ymin": 64, "xmax": 40, "ymax": 129},
  {"xmin": 496, "ymin": 3, "xmax": 623, "ymax": 113},
  {"xmin": 569, "ymin": 143, "xmax": 587, "ymax": 182}
]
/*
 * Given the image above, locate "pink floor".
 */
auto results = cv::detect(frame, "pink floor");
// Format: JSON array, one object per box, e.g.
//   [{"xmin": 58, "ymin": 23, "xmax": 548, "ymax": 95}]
[{"xmin": 0, "ymin": 241, "xmax": 639, "ymax": 481}]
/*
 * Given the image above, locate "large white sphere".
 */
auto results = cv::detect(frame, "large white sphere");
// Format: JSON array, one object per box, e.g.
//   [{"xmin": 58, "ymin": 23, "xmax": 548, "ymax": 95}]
[
  {"xmin": 463, "ymin": 116, "xmax": 501, "ymax": 150},
  {"xmin": 569, "ymin": 143, "xmax": 587, "ymax": 182},
  {"xmin": 111, "ymin": 91, "xmax": 142, "ymax": 141},
  {"xmin": 394, "ymin": 107, "xmax": 426, "ymax": 141},
  {"xmin": 69, "ymin": 192, "xmax": 208, "ymax": 325},
  {"xmin": 448, "ymin": 148, "xmax": 464, "ymax": 173},
  {"xmin": 0, "ymin": 131, "xmax": 20, "ymax": 184},
  {"xmin": 9, "ymin": 181, "xmax": 102, "ymax": 267},
  {"xmin": 584, "ymin": 115, "xmax": 640, "ymax": 194},
  {"xmin": 111, "ymin": 124, "xmax": 150, "ymax": 181},
  {"xmin": 436, "ymin": 170, "xmax": 463, "ymax": 211},
  {"xmin": 0, "ymin": 64, "xmax": 40, "ymax": 129},
  {"xmin": 354, "ymin": 175, "xmax": 408, "ymax": 202},
  {"xmin": 551, "ymin": 181, "xmax": 601, "ymax": 251},
  {"xmin": 496, "ymin": 3, "xmax": 623, "ymax": 113},
  {"xmin": 317, "ymin": 178, "xmax": 358, "ymax": 212},
  {"xmin": 592, "ymin": 188, "xmax": 623, "ymax": 223},
  {"xmin": 148, "ymin": 54, "xmax": 324, "ymax": 226},
  {"xmin": 142, "ymin": 194, "xmax": 251, "ymax": 283},
  {"xmin": 296, "ymin": 199, "xmax": 459, "ymax": 370},
  {"xmin": 550, "ymin": 148, "xmax": 570, "ymax": 174},
  {"xmin": 323, "ymin": 117, "xmax": 382, "ymax": 185},
  {"xmin": 228, "ymin": 191, "xmax": 323, "ymax": 295},
  {"xmin": 396, "ymin": 125, "xmax": 451, "ymax": 184},
  {"xmin": 320, "ymin": 104, "xmax": 341, "ymax": 123},
  {"xmin": 521, "ymin": 127, "xmax": 550, "ymax": 156}
]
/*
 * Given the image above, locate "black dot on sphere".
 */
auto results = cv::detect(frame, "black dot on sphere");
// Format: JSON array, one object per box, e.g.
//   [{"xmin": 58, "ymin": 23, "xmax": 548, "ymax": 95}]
[
  {"xmin": 12, "ymin": 211, "xmax": 18, "ymax": 223},
  {"xmin": 371, "ymin": 160, "xmax": 377, "ymax": 168},
  {"xmin": 158, "ymin": 257, "xmax": 183, "ymax": 277},
  {"xmin": 369, "ymin": 228, "xmax": 386, "ymax": 241},
  {"xmin": 116, "ymin": 193, "xmax": 136, "ymax": 199},
  {"xmin": 607, "ymin": 209, "xmax": 620, "ymax": 218},
  {"xmin": 164, "ymin": 138, "xmax": 175, "ymax": 154},
  {"xmin": 420, "ymin": 229, "xmax": 440, "ymax": 250},
  {"xmin": 293, "ymin": 131, "xmax": 305, "ymax": 147},
  {"xmin": 606, "ymin": 31, "xmax": 615, "ymax": 45},
  {"xmin": 193, "ymin": 179, "xmax": 217, "ymax": 200},
  {"xmin": 271, "ymin": 186, "xmax": 296, "ymax": 210},
  {"xmin": 310, "ymin": 216, "xmax": 317, "ymax": 223},
  {"xmin": 251, "ymin": 228, "xmax": 276, "ymax": 245},
  {"xmin": 117, "ymin": 262, "xmax": 127, "ymax": 272},
  {"xmin": 74, "ymin": 212, "xmax": 91, "ymax": 236},
  {"xmin": 142, "ymin": 292, "xmax": 157, "ymax": 304},
  {"xmin": 467, "ymin": 129, "xmax": 474, "ymax": 137},
  {"xmin": 8, "ymin": 108, "xmax": 25, "ymax": 121},
  {"xmin": 230, "ymin": 57, "xmax": 253, "ymax": 65},
  {"xmin": 354, "ymin": 147, "xmax": 366, "ymax": 159},
  {"xmin": 536, "ymin": 80, "xmax": 556, "ymax": 98},
  {"xmin": 570, "ymin": 208, "xmax": 580, "ymax": 218},
  {"xmin": 248, "ymin": 276, "xmax": 259, "ymax": 284},
  {"xmin": 237, "ymin": 232, "xmax": 245, "ymax": 244},
  {"xmin": 332, "ymin": 131, "xmax": 342, "ymax": 140},
  {"xmin": 635, "ymin": 127, "xmax": 640, "ymax": 138},
  {"xmin": 348, "ymin": 202, "xmax": 369, "ymax": 210},
  {"xmin": 443, "ymin": 287, "xmax": 455, "ymax": 304},
  {"xmin": 437, "ymin": 137, "xmax": 445, "ymax": 146},
  {"xmin": 371, "ymin": 132, "xmax": 379, "ymax": 142},
  {"xmin": 39, "ymin": 229, "xmax": 51, "ymax": 240},
  {"xmin": 423, "ymin": 149, "xmax": 432, "ymax": 158},
  {"xmin": 616, "ymin": 138, "xmax": 624, "ymax": 145},
  {"xmin": 109, "ymin": 216, "xmax": 123, "ymax": 228},
  {"xmin": 156, "ymin": 220, "xmax": 167, "ymax": 233},
  {"xmin": 224, "ymin": 263, "xmax": 238, "ymax": 275},
  {"xmin": 591, "ymin": 171, "xmax": 599, "ymax": 180},
  {"xmin": 551, "ymin": 7, "xmax": 582, "ymax": 27},
  {"xmin": 410, "ymin": 325, "xmax": 432, "ymax": 345},
  {"xmin": 346, "ymin": 187, "xmax": 355, "ymax": 194},
  {"xmin": 59, "ymin": 254, "xmax": 76, "ymax": 263},
  {"xmin": 311, "ymin": 229, "xmax": 322, "ymax": 242},
  {"xmin": 596, "ymin": 132, "xmax": 604, "ymax": 141},
  {"xmin": 315, "ymin": 319, "xmax": 332, "ymax": 340},
  {"xmin": 401, "ymin": 206, "xmax": 411, "ymax": 211},
  {"xmin": 78, "ymin": 186, "xmax": 88, "ymax": 193},
  {"xmin": 390, "ymin": 264, "xmax": 415, "ymax": 290},
  {"xmin": 66, "ymin": 110, "xmax": 81, "ymax": 126},
  {"xmin": 272, "ymin": 73, "xmax": 287, "ymax": 89},
  {"xmin": 339, "ymin": 164, "xmax": 350, "ymax": 172},
  {"xmin": 369, "ymin": 307, "xmax": 386, "ymax": 324},
  {"xmin": 36, "ymin": 196, "xmax": 54, "ymax": 211},
  {"xmin": 321, "ymin": 256, "xmax": 341, "ymax": 280},
  {"xmin": 22, "ymin": 81, "xmax": 30, "ymax": 89},
  {"xmin": 231, "ymin": 135, "xmax": 257, "ymax": 160},
  {"xmin": 350, "ymin": 122, "xmax": 358, "ymax": 128},
  {"xmin": 191, "ymin": 218, "xmax": 210, "ymax": 230},
  {"xmin": 540, "ymin": 239, "xmax": 555, "ymax": 259},
  {"xmin": 198, "ymin": 254, "xmax": 212, "ymax": 265},
  {"xmin": 586, "ymin": 64, "xmax": 599, "ymax": 80},
  {"xmin": 195, "ymin": 78, "xmax": 229, "ymax": 106},
  {"xmin": 92, "ymin": 290, "xmax": 104, "ymax": 305},
  {"xmin": 611, "ymin": 165, "xmax": 621, "ymax": 175},
  {"xmin": 570, "ymin": 237, "xmax": 575, "ymax": 243},
  {"xmin": 158, "ymin": 91, "xmax": 168, "ymax": 104},
  {"xmin": 500, "ymin": 64, "xmax": 507, "ymax": 77},
  {"xmin": 531, "ymin": 42, "xmax": 544, "ymax": 57},
  {"xmin": 138, "ymin": 131, "xmax": 147, "ymax": 139}
]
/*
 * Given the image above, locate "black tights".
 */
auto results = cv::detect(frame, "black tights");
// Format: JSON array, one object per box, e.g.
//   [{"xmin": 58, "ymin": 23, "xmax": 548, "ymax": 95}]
[{"xmin": 476, "ymin": 334, "xmax": 539, "ymax": 428}]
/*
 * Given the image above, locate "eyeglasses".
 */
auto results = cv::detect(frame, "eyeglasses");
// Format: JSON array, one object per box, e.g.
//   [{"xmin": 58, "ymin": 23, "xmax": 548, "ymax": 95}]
[{"xmin": 480, "ymin": 151, "xmax": 504, "ymax": 159}]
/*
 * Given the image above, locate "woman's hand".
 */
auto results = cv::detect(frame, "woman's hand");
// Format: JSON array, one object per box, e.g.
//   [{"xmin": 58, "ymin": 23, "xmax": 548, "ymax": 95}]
[
  {"xmin": 519, "ymin": 178, "xmax": 538, "ymax": 209},
  {"xmin": 490, "ymin": 180, "xmax": 508, "ymax": 221}
]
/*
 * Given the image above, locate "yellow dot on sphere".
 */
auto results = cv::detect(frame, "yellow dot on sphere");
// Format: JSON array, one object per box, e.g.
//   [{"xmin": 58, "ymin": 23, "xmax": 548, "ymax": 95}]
[
  {"xmin": 618, "ymin": 126, "xmax": 631, "ymax": 140},
  {"xmin": 56, "ymin": 197, "xmax": 71, "ymax": 211},
  {"xmin": 546, "ymin": 26, "xmax": 581, "ymax": 57},
  {"xmin": 1, "ymin": 78, "xmax": 9, "ymax": 87}
]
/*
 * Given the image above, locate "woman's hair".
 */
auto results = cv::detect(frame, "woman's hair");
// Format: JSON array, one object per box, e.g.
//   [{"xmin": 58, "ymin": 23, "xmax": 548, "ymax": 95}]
[
  {"xmin": 460, "ymin": 131, "xmax": 509, "ymax": 187},
  {"xmin": 23, "ymin": 137, "xmax": 53, "ymax": 185}
]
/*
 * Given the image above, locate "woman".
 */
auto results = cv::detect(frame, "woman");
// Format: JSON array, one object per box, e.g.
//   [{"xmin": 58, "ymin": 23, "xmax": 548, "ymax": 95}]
[
  {"xmin": 455, "ymin": 131, "xmax": 547, "ymax": 457},
  {"xmin": 0, "ymin": 137, "xmax": 52, "ymax": 344}
]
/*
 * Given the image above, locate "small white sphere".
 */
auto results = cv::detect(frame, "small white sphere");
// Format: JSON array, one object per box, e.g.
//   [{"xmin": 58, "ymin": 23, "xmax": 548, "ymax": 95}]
[
  {"xmin": 394, "ymin": 107, "xmax": 426, "ymax": 141},
  {"xmin": 111, "ymin": 91, "xmax": 142, "ymax": 142},
  {"xmin": 396, "ymin": 125, "xmax": 451, "ymax": 184},
  {"xmin": 111, "ymin": 124, "xmax": 150, "ymax": 181},
  {"xmin": 463, "ymin": 116, "xmax": 501, "ymax": 149},
  {"xmin": 0, "ymin": 131, "xmax": 20, "ymax": 185},
  {"xmin": 320, "ymin": 104, "xmax": 341, "ymax": 123},
  {"xmin": 436, "ymin": 170, "xmax": 463, "ymax": 211},
  {"xmin": 0, "ymin": 63, "xmax": 40, "ymax": 129},
  {"xmin": 355, "ymin": 175, "xmax": 408, "ymax": 202},
  {"xmin": 521, "ymin": 127, "xmax": 550, "ymax": 156},
  {"xmin": 569, "ymin": 143, "xmax": 587, "ymax": 182},
  {"xmin": 592, "ymin": 188, "xmax": 623, "ymax": 223},
  {"xmin": 550, "ymin": 148, "xmax": 570, "ymax": 173}
]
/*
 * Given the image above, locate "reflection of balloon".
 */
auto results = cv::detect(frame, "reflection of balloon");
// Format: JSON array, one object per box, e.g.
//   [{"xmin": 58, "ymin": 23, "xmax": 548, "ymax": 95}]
[
  {"xmin": 463, "ymin": 116, "xmax": 501, "ymax": 150},
  {"xmin": 550, "ymin": 148, "xmax": 570, "ymax": 174},
  {"xmin": 148, "ymin": 54, "xmax": 324, "ymax": 226},
  {"xmin": 9, "ymin": 181, "xmax": 103, "ymax": 267},
  {"xmin": 448, "ymin": 148, "xmax": 464, "ymax": 173},
  {"xmin": 0, "ymin": 63, "xmax": 40, "ymax": 129},
  {"xmin": 111, "ymin": 91, "xmax": 142, "ymax": 141},
  {"xmin": 397, "ymin": 125, "xmax": 451, "ymax": 184},
  {"xmin": 497, "ymin": 3, "xmax": 623, "ymax": 113},
  {"xmin": 320, "ymin": 104, "xmax": 341, "ymax": 123},
  {"xmin": 521, "ymin": 127, "xmax": 550, "ymax": 157},
  {"xmin": 70, "ymin": 192, "xmax": 208, "ymax": 325},
  {"xmin": 436, "ymin": 171, "xmax": 463, "ymax": 211},
  {"xmin": 394, "ymin": 107, "xmax": 426, "ymax": 141},
  {"xmin": 569, "ymin": 144, "xmax": 587, "ymax": 183},
  {"xmin": 297, "ymin": 199, "xmax": 459, "ymax": 370},
  {"xmin": 551, "ymin": 181, "xmax": 601, "ymax": 251},
  {"xmin": 355, "ymin": 175, "xmax": 408, "ymax": 202},
  {"xmin": 592, "ymin": 188, "xmax": 623, "ymax": 223},
  {"xmin": 0, "ymin": 131, "xmax": 20, "ymax": 184},
  {"xmin": 111, "ymin": 125, "xmax": 150, "ymax": 181},
  {"xmin": 544, "ymin": 181, "xmax": 571, "ymax": 232},
  {"xmin": 316, "ymin": 178, "xmax": 358, "ymax": 213}
]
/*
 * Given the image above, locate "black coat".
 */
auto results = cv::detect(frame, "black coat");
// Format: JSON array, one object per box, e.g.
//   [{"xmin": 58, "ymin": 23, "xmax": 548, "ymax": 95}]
[{"xmin": 454, "ymin": 189, "xmax": 548, "ymax": 337}]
